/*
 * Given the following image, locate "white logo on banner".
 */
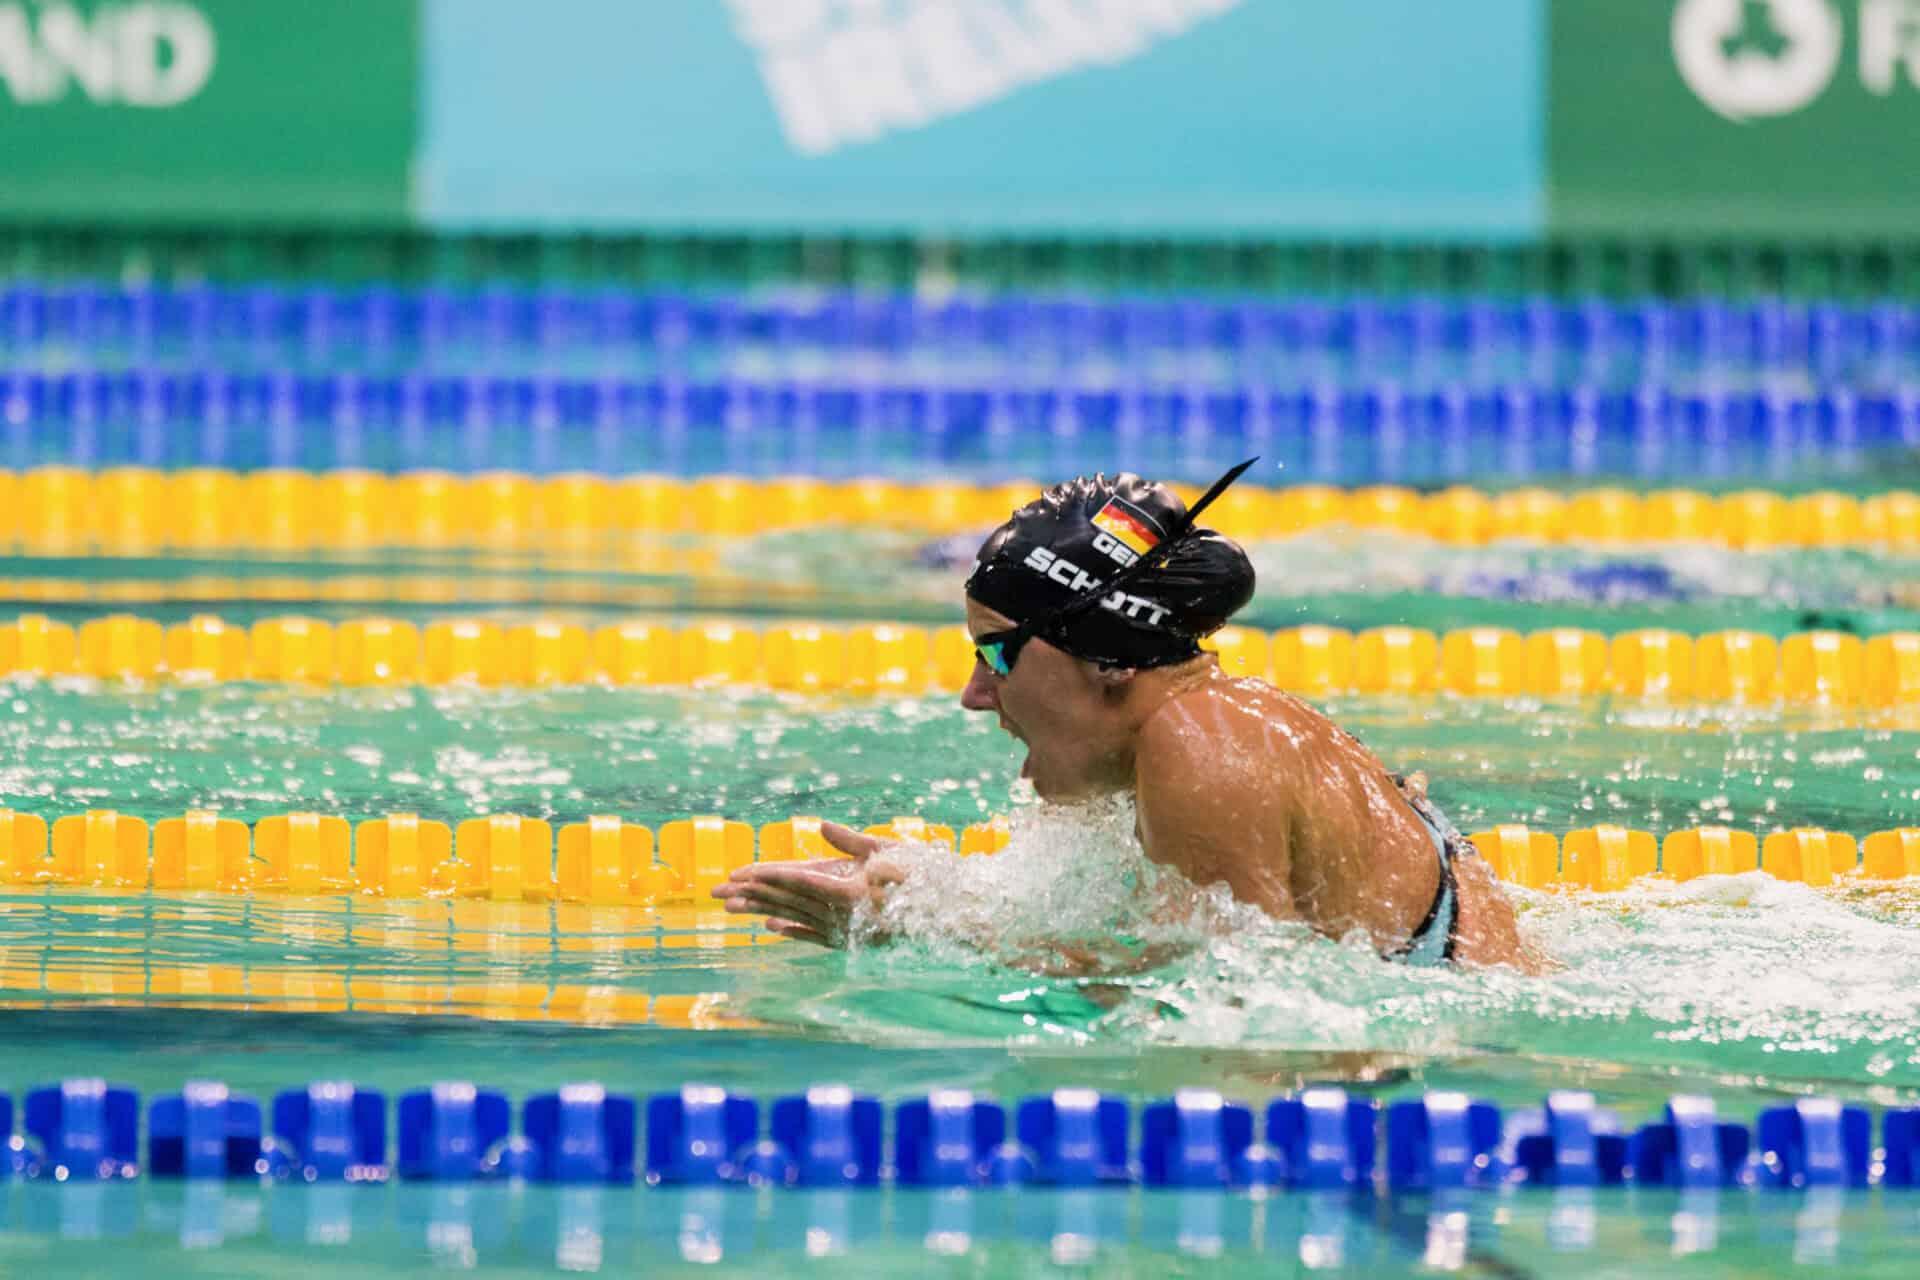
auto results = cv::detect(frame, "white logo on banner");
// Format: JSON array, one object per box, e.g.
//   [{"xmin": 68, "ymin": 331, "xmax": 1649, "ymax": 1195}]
[
  {"xmin": 1671, "ymin": 0, "xmax": 1843, "ymax": 119},
  {"xmin": 725, "ymin": 0, "xmax": 1243, "ymax": 155},
  {"xmin": 0, "ymin": 2, "xmax": 215, "ymax": 107}
]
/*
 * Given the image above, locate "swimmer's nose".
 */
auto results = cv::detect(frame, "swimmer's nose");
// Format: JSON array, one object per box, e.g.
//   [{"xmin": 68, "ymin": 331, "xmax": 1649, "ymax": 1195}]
[{"xmin": 960, "ymin": 660, "xmax": 999, "ymax": 713}]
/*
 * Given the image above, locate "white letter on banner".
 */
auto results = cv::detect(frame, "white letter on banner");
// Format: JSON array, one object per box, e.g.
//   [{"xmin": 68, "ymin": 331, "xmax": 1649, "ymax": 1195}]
[
  {"xmin": 904, "ymin": 1, "xmax": 1005, "ymax": 115},
  {"xmin": 973, "ymin": 1, "xmax": 1064, "ymax": 85},
  {"xmin": 1861, "ymin": 0, "xmax": 1920, "ymax": 95},
  {"xmin": 817, "ymin": 21, "xmax": 929, "ymax": 146},
  {"xmin": 762, "ymin": 53, "xmax": 843, "ymax": 154},
  {"xmin": 35, "ymin": 3, "xmax": 116, "ymax": 102},
  {"xmin": 1023, "ymin": 0, "xmax": 1122, "ymax": 69},
  {"xmin": 725, "ymin": 0, "xmax": 830, "ymax": 50},
  {"xmin": 0, "ymin": 6, "xmax": 54, "ymax": 103},
  {"xmin": 117, "ymin": 4, "xmax": 216, "ymax": 108}
]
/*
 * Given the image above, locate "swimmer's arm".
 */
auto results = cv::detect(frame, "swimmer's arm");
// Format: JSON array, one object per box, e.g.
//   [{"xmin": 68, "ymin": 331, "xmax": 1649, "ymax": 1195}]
[{"xmin": 1133, "ymin": 700, "xmax": 1302, "ymax": 925}]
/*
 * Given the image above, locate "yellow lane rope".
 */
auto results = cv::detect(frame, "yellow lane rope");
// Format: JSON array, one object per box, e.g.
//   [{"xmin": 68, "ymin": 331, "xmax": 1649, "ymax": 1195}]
[
  {"xmin": 0, "ymin": 808, "xmax": 1914, "ymax": 900},
  {"xmin": 3, "ymin": 467, "xmax": 1918, "ymax": 551},
  {"xmin": 3, "ymin": 614, "xmax": 1917, "ymax": 706}
]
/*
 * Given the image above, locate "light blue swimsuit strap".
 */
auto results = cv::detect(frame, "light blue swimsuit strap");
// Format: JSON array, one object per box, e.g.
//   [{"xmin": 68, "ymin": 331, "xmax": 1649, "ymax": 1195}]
[{"xmin": 1394, "ymin": 796, "xmax": 1460, "ymax": 968}]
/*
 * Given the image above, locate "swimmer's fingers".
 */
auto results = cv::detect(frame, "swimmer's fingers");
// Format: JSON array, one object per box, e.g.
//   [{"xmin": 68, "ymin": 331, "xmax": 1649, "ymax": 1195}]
[
  {"xmin": 821, "ymin": 821, "xmax": 890, "ymax": 860},
  {"xmin": 763, "ymin": 917, "xmax": 832, "ymax": 946},
  {"xmin": 714, "ymin": 879, "xmax": 849, "ymax": 938}
]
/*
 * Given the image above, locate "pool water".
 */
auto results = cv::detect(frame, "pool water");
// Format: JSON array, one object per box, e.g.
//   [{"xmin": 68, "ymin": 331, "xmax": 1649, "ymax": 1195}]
[{"xmin": 2, "ymin": 531, "xmax": 1919, "ymax": 1274}]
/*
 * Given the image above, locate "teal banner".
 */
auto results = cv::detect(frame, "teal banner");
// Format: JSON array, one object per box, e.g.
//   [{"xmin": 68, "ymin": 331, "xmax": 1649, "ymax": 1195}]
[
  {"xmin": 0, "ymin": 0, "xmax": 417, "ymax": 225},
  {"xmin": 417, "ymin": 0, "xmax": 1544, "ymax": 239}
]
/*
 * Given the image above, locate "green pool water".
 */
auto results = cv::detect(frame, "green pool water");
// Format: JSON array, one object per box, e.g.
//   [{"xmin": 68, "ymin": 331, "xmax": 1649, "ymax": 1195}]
[{"xmin": 1, "ymin": 537, "xmax": 1918, "ymax": 1274}]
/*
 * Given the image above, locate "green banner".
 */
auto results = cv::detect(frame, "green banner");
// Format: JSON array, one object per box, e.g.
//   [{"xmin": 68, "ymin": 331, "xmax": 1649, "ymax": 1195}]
[
  {"xmin": 0, "ymin": 0, "xmax": 416, "ymax": 225},
  {"xmin": 1550, "ymin": 0, "xmax": 1920, "ymax": 238}
]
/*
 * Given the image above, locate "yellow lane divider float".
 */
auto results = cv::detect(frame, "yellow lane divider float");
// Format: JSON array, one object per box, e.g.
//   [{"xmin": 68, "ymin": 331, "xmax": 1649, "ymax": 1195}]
[
  {"xmin": 1, "ymin": 808, "xmax": 1914, "ymax": 901},
  {"xmin": 2, "ymin": 466, "xmax": 1919, "ymax": 551},
  {"xmin": 5, "ymin": 613, "xmax": 1920, "ymax": 707}
]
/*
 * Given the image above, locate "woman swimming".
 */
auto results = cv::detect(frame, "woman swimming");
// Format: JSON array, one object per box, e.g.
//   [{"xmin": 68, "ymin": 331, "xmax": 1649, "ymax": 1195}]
[{"xmin": 714, "ymin": 463, "xmax": 1532, "ymax": 969}]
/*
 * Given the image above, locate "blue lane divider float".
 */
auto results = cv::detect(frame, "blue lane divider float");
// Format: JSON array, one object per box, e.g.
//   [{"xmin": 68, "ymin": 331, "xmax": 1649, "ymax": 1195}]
[
  {"xmin": 5, "ymin": 283, "xmax": 1919, "ymax": 375},
  {"xmin": 3, "ymin": 1080, "xmax": 1919, "ymax": 1193},
  {"xmin": 1, "ymin": 366, "xmax": 1915, "ymax": 480},
  {"xmin": 149, "ymin": 1081, "xmax": 265, "ymax": 1179}
]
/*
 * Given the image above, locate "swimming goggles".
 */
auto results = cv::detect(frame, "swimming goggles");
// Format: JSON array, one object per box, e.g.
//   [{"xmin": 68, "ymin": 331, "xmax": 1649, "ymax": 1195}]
[{"xmin": 968, "ymin": 457, "xmax": 1256, "ymax": 679}]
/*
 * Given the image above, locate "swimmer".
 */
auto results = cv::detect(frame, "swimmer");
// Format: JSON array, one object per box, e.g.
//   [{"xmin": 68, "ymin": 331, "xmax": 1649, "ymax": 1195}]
[{"xmin": 715, "ymin": 462, "xmax": 1533, "ymax": 970}]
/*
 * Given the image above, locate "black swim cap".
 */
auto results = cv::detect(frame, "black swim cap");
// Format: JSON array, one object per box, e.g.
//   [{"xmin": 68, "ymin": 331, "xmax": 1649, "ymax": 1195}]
[{"xmin": 964, "ymin": 469, "xmax": 1256, "ymax": 669}]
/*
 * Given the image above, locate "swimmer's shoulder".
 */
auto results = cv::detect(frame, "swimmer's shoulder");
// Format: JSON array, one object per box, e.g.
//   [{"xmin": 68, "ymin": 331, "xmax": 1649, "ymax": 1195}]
[{"xmin": 1136, "ymin": 668, "xmax": 1319, "ymax": 784}]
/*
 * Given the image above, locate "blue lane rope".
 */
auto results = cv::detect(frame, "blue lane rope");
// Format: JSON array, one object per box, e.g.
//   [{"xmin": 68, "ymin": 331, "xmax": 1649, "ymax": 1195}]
[{"xmin": 4, "ymin": 1079, "xmax": 1909, "ymax": 1191}]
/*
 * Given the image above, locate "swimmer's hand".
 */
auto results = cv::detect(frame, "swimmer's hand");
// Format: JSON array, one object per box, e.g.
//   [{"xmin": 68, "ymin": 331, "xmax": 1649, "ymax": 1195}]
[{"xmin": 709, "ymin": 821, "xmax": 906, "ymax": 947}]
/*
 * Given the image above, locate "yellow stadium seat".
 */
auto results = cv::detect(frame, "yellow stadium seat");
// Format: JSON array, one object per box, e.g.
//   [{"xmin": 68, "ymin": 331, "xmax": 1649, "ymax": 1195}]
[
  {"xmin": 1863, "ymin": 829, "xmax": 1920, "ymax": 879},
  {"xmin": 424, "ymin": 619, "xmax": 506, "ymax": 685},
  {"xmin": 1470, "ymin": 825, "xmax": 1557, "ymax": 889},
  {"xmin": 1202, "ymin": 625, "xmax": 1272, "ymax": 680},
  {"xmin": 250, "ymin": 617, "xmax": 336, "ymax": 683},
  {"xmin": 0, "ymin": 614, "xmax": 76, "ymax": 676},
  {"xmin": 592, "ymin": 621, "xmax": 679, "ymax": 685},
  {"xmin": 355, "ymin": 814, "xmax": 452, "ymax": 899},
  {"xmin": 556, "ymin": 815, "xmax": 655, "ymax": 904},
  {"xmin": 1565, "ymin": 488, "xmax": 1644, "ymax": 544},
  {"xmin": 1694, "ymin": 630, "xmax": 1777, "ymax": 703},
  {"xmin": 52, "ymin": 809, "xmax": 151, "ymax": 888},
  {"xmin": 78, "ymin": 614, "xmax": 163, "ymax": 680},
  {"xmin": 764, "ymin": 623, "xmax": 847, "ymax": 691},
  {"xmin": 1272, "ymin": 625, "xmax": 1355, "ymax": 694},
  {"xmin": 1560, "ymin": 825, "xmax": 1657, "ymax": 891},
  {"xmin": 1760, "ymin": 828, "xmax": 1857, "ymax": 887},
  {"xmin": 0, "ymin": 469, "xmax": 14, "ymax": 550},
  {"xmin": 834, "ymin": 479, "xmax": 911, "ymax": 529},
  {"xmin": 453, "ymin": 814, "xmax": 555, "ymax": 901},
  {"xmin": 1353, "ymin": 626, "xmax": 1437, "ymax": 694},
  {"xmin": 1780, "ymin": 631, "xmax": 1863, "ymax": 706},
  {"xmin": 164, "ymin": 614, "xmax": 249, "ymax": 681},
  {"xmin": 1661, "ymin": 827, "xmax": 1758, "ymax": 881},
  {"xmin": 1525, "ymin": 628, "xmax": 1608, "ymax": 696},
  {"xmin": 1866, "ymin": 633, "xmax": 1920, "ymax": 707},
  {"xmin": 255, "ymin": 813, "xmax": 352, "ymax": 893},
  {"xmin": 847, "ymin": 624, "xmax": 931, "ymax": 691},
  {"xmin": 1440, "ymin": 627, "xmax": 1525, "ymax": 695},
  {"xmin": 337, "ymin": 618, "xmax": 420, "ymax": 686}
]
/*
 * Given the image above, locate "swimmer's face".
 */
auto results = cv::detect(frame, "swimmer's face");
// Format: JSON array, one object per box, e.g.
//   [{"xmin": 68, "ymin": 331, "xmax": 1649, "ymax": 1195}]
[{"xmin": 962, "ymin": 599, "xmax": 1136, "ymax": 801}]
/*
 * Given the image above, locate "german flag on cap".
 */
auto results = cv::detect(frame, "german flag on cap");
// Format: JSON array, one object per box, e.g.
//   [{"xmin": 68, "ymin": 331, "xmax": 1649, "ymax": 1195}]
[{"xmin": 1090, "ymin": 496, "xmax": 1163, "ymax": 557}]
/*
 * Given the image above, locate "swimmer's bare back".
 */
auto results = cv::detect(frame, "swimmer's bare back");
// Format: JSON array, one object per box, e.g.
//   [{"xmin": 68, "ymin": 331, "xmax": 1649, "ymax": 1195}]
[{"xmin": 1130, "ymin": 666, "xmax": 1534, "ymax": 970}]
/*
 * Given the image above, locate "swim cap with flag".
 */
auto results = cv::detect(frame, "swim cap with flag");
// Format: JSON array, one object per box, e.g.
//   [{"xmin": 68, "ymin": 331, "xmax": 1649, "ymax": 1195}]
[{"xmin": 964, "ymin": 460, "xmax": 1258, "ymax": 669}]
